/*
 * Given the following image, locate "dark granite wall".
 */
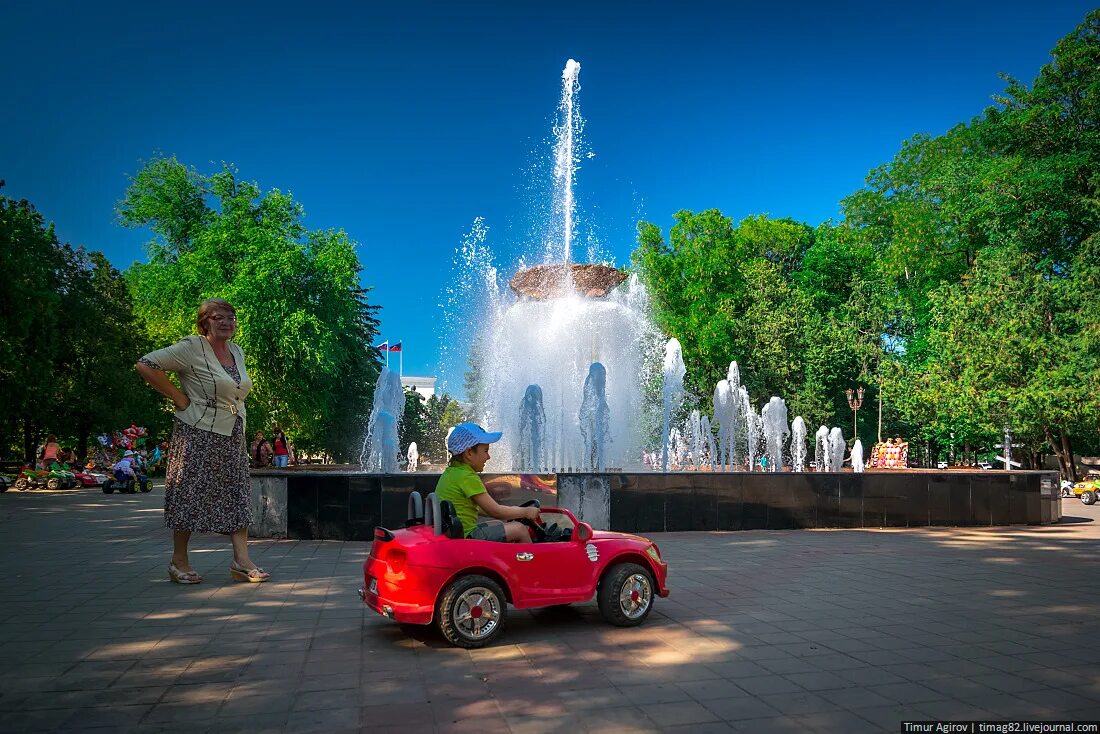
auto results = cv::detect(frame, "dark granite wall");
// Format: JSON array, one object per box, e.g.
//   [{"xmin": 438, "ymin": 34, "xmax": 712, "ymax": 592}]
[
  {"xmin": 606, "ymin": 471, "xmax": 1059, "ymax": 533},
  {"xmin": 275, "ymin": 470, "xmax": 1059, "ymax": 541}
]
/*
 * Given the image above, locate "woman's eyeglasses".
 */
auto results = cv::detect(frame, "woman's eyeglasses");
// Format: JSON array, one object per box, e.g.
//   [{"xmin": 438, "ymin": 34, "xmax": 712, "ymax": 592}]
[{"xmin": 209, "ymin": 315, "xmax": 238, "ymax": 322}]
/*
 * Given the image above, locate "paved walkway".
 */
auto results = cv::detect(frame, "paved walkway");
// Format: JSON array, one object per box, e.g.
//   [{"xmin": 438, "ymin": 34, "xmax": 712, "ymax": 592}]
[{"xmin": 0, "ymin": 485, "xmax": 1098, "ymax": 733}]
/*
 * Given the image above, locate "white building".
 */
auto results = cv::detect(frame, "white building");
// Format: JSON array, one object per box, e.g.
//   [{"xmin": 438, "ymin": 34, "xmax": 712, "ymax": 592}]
[{"xmin": 401, "ymin": 375, "xmax": 436, "ymax": 400}]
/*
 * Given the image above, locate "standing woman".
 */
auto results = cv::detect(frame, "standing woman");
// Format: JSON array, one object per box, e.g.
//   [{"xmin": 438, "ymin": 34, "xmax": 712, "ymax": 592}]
[
  {"xmin": 136, "ymin": 298, "xmax": 270, "ymax": 584},
  {"xmin": 271, "ymin": 427, "xmax": 293, "ymax": 468}
]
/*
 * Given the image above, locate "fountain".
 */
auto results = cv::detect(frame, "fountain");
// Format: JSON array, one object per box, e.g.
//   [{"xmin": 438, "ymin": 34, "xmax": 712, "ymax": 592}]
[
  {"xmin": 790, "ymin": 416, "xmax": 807, "ymax": 472},
  {"xmin": 361, "ymin": 367, "xmax": 404, "ymax": 473},
  {"xmin": 814, "ymin": 426, "xmax": 829, "ymax": 472},
  {"xmin": 760, "ymin": 397, "xmax": 789, "ymax": 472},
  {"xmin": 517, "ymin": 384, "xmax": 548, "ymax": 471},
  {"xmin": 406, "ymin": 442, "xmax": 418, "ymax": 472},
  {"xmin": 828, "ymin": 427, "xmax": 846, "ymax": 472},
  {"xmin": 660, "ymin": 339, "xmax": 686, "ymax": 471},
  {"xmin": 451, "ymin": 58, "xmax": 664, "ymax": 471},
  {"xmin": 579, "ymin": 363, "xmax": 610, "ymax": 471},
  {"xmin": 261, "ymin": 58, "xmax": 1060, "ymax": 543}
]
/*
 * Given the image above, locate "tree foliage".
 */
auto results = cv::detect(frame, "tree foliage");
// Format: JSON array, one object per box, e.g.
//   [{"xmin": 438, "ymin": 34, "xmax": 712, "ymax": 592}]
[
  {"xmin": 0, "ymin": 185, "xmax": 162, "ymax": 461},
  {"xmin": 119, "ymin": 156, "xmax": 382, "ymax": 461},
  {"xmin": 632, "ymin": 10, "xmax": 1100, "ymax": 473}
]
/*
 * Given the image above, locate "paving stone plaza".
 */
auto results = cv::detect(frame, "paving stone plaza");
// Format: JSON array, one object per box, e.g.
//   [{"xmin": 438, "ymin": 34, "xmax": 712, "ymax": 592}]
[{"xmin": 1, "ymin": 485, "xmax": 1098, "ymax": 733}]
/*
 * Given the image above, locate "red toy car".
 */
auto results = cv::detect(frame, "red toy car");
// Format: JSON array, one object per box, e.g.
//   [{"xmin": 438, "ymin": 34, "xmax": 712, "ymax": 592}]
[{"xmin": 361, "ymin": 493, "xmax": 669, "ymax": 648}]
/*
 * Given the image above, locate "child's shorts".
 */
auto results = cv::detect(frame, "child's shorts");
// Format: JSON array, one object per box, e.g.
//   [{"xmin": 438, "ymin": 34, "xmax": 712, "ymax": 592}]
[{"xmin": 470, "ymin": 520, "xmax": 507, "ymax": 542}]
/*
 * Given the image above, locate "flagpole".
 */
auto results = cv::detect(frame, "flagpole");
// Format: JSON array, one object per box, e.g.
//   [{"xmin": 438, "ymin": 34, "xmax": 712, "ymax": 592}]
[
  {"xmin": 385, "ymin": 343, "xmax": 390, "ymax": 370},
  {"xmin": 399, "ymin": 341, "xmax": 403, "ymax": 378}
]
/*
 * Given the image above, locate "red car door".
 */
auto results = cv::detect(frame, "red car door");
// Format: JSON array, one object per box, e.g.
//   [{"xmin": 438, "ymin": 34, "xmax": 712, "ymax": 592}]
[{"xmin": 507, "ymin": 538, "xmax": 598, "ymax": 607}]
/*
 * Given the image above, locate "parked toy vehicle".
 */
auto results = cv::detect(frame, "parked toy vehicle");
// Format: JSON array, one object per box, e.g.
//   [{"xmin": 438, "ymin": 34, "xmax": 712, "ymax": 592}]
[
  {"xmin": 73, "ymin": 469, "xmax": 109, "ymax": 488},
  {"xmin": 14, "ymin": 464, "xmax": 76, "ymax": 491},
  {"xmin": 1073, "ymin": 473, "xmax": 1100, "ymax": 505},
  {"xmin": 361, "ymin": 493, "xmax": 669, "ymax": 648},
  {"xmin": 0, "ymin": 474, "xmax": 14, "ymax": 492}
]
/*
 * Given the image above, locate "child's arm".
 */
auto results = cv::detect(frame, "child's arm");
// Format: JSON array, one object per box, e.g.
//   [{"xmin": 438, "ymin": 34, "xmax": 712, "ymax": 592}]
[{"xmin": 472, "ymin": 493, "xmax": 540, "ymax": 522}]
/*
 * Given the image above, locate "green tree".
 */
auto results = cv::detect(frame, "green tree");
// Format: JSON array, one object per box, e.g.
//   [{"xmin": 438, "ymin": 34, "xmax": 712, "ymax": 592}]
[
  {"xmin": 399, "ymin": 387, "xmax": 429, "ymax": 463},
  {"xmin": 119, "ymin": 156, "xmax": 382, "ymax": 460},
  {"xmin": 50, "ymin": 247, "xmax": 167, "ymax": 457},
  {"xmin": 423, "ymin": 392, "xmax": 467, "ymax": 464},
  {"xmin": 0, "ymin": 186, "xmax": 63, "ymax": 461}
]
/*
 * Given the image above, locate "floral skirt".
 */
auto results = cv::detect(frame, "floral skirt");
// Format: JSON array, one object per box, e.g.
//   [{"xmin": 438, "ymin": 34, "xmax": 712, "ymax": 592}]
[{"xmin": 163, "ymin": 417, "xmax": 252, "ymax": 533}]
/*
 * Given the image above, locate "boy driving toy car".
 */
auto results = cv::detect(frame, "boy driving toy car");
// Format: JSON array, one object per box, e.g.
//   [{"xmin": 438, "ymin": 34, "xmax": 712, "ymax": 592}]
[{"xmin": 435, "ymin": 423, "xmax": 539, "ymax": 542}]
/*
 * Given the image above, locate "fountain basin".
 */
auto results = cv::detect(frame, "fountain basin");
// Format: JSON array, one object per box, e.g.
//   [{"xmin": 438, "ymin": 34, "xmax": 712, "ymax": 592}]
[{"xmin": 249, "ymin": 469, "xmax": 1060, "ymax": 540}]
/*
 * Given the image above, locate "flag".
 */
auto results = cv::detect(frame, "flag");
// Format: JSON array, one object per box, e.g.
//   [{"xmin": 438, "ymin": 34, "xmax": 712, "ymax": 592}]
[
  {"xmin": 389, "ymin": 342, "xmax": 402, "ymax": 353},
  {"xmin": 374, "ymin": 341, "xmax": 388, "ymax": 351}
]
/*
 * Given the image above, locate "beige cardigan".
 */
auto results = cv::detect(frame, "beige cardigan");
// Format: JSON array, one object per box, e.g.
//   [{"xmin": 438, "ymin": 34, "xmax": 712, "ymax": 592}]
[{"xmin": 141, "ymin": 335, "xmax": 253, "ymax": 436}]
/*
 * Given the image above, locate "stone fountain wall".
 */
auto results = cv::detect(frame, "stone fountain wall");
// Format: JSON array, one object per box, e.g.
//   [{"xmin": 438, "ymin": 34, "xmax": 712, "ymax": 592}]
[{"xmin": 249, "ymin": 469, "xmax": 1060, "ymax": 541}]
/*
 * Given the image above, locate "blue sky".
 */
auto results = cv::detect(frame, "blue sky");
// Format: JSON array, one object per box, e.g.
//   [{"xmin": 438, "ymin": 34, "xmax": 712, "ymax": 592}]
[{"xmin": 2, "ymin": 1, "xmax": 1094, "ymax": 394}]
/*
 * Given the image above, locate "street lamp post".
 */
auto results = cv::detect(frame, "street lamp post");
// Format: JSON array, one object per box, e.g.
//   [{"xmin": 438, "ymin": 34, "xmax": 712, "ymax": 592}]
[{"xmin": 845, "ymin": 387, "xmax": 865, "ymax": 442}]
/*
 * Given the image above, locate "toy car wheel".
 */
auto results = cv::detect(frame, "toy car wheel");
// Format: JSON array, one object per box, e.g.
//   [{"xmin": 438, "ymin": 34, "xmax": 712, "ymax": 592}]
[
  {"xmin": 1082, "ymin": 490, "xmax": 1096, "ymax": 506},
  {"xmin": 47, "ymin": 478, "xmax": 61, "ymax": 491},
  {"xmin": 598, "ymin": 562, "xmax": 655, "ymax": 627},
  {"xmin": 140, "ymin": 482, "xmax": 152, "ymax": 493},
  {"xmin": 436, "ymin": 575, "xmax": 507, "ymax": 649},
  {"xmin": 102, "ymin": 484, "xmax": 114, "ymax": 494},
  {"xmin": 14, "ymin": 478, "xmax": 28, "ymax": 491}
]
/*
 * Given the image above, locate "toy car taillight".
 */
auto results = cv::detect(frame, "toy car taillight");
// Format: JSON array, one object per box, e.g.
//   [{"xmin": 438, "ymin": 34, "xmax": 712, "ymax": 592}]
[
  {"xmin": 645, "ymin": 544, "xmax": 662, "ymax": 562},
  {"xmin": 386, "ymin": 549, "xmax": 407, "ymax": 573},
  {"xmin": 375, "ymin": 527, "xmax": 395, "ymax": 542}
]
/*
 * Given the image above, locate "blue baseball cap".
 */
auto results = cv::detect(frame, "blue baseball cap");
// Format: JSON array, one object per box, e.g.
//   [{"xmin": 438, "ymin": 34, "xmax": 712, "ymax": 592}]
[{"xmin": 447, "ymin": 422, "xmax": 503, "ymax": 455}]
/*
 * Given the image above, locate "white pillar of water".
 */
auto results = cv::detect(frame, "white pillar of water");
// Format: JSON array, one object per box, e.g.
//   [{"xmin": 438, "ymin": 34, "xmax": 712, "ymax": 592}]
[
  {"xmin": 687, "ymin": 409, "xmax": 703, "ymax": 469},
  {"xmin": 362, "ymin": 367, "xmax": 405, "ymax": 472},
  {"xmin": 815, "ymin": 426, "xmax": 829, "ymax": 472},
  {"xmin": 660, "ymin": 338, "xmax": 686, "ymax": 472},
  {"xmin": 552, "ymin": 59, "xmax": 582, "ymax": 265},
  {"xmin": 406, "ymin": 442, "xmax": 418, "ymax": 472},
  {"xmin": 701, "ymin": 414, "xmax": 717, "ymax": 471},
  {"xmin": 517, "ymin": 384, "xmax": 547, "ymax": 472},
  {"xmin": 828, "ymin": 427, "xmax": 846, "ymax": 472},
  {"xmin": 761, "ymin": 396, "xmax": 789, "ymax": 472},
  {"xmin": 579, "ymin": 363, "xmax": 610, "ymax": 471},
  {"xmin": 713, "ymin": 380, "xmax": 733, "ymax": 470},
  {"xmin": 852, "ymin": 439, "xmax": 864, "ymax": 473},
  {"xmin": 790, "ymin": 416, "xmax": 807, "ymax": 472}
]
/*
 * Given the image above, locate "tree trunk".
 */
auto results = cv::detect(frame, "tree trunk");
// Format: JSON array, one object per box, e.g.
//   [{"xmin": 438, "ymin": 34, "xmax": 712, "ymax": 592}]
[
  {"xmin": 1045, "ymin": 427, "xmax": 1076, "ymax": 481},
  {"xmin": 76, "ymin": 420, "xmax": 90, "ymax": 461},
  {"xmin": 21, "ymin": 417, "xmax": 36, "ymax": 465},
  {"xmin": 1061, "ymin": 433, "xmax": 1077, "ymax": 482}
]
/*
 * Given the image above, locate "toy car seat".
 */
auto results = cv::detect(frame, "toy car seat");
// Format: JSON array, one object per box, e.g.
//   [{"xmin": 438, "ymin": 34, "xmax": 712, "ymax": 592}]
[
  {"xmin": 405, "ymin": 491, "xmax": 424, "ymax": 527},
  {"xmin": 438, "ymin": 500, "xmax": 464, "ymax": 539},
  {"xmin": 423, "ymin": 493, "xmax": 464, "ymax": 539}
]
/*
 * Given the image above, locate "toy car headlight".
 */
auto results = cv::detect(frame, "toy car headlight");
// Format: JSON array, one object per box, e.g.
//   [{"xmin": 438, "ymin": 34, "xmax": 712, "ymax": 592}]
[{"xmin": 645, "ymin": 544, "xmax": 662, "ymax": 562}]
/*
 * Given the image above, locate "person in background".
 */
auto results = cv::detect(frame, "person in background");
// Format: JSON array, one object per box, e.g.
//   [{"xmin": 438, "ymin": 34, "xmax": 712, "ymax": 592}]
[
  {"xmin": 39, "ymin": 434, "xmax": 61, "ymax": 469},
  {"xmin": 250, "ymin": 431, "xmax": 273, "ymax": 468},
  {"xmin": 271, "ymin": 427, "xmax": 293, "ymax": 468},
  {"xmin": 112, "ymin": 450, "xmax": 138, "ymax": 488},
  {"xmin": 136, "ymin": 297, "xmax": 269, "ymax": 585}
]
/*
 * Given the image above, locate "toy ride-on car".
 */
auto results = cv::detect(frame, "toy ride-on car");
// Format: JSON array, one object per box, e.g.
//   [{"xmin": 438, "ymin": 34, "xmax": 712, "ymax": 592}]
[
  {"xmin": 361, "ymin": 492, "xmax": 669, "ymax": 648},
  {"xmin": 102, "ymin": 473, "xmax": 151, "ymax": 494},
  {"xmin": 1073, "ymin": 473, "xmax": 1100, "ymax": 505}
]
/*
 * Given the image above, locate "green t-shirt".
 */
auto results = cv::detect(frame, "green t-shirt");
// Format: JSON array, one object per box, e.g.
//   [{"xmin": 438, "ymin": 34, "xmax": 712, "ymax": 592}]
[{"xmin": 434, "ymin": 460, "xmax": 486, "ymax": 538}]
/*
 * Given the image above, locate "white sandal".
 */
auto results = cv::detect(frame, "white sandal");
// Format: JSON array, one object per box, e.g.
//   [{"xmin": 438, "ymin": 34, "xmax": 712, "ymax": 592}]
[
  {"xmin": 229, "ymin": 561, "xmax": 270, "ymax": 583},
  {"xmin": 168, "ymin": 562, "xmax": 202, "ymax": 584}
]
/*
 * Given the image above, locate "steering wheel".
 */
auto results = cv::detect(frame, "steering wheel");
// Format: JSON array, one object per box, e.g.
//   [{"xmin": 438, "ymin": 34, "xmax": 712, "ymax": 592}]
[{"xmin": 518, "ymin": 499, "xmax": 548, "ymax": 541}]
